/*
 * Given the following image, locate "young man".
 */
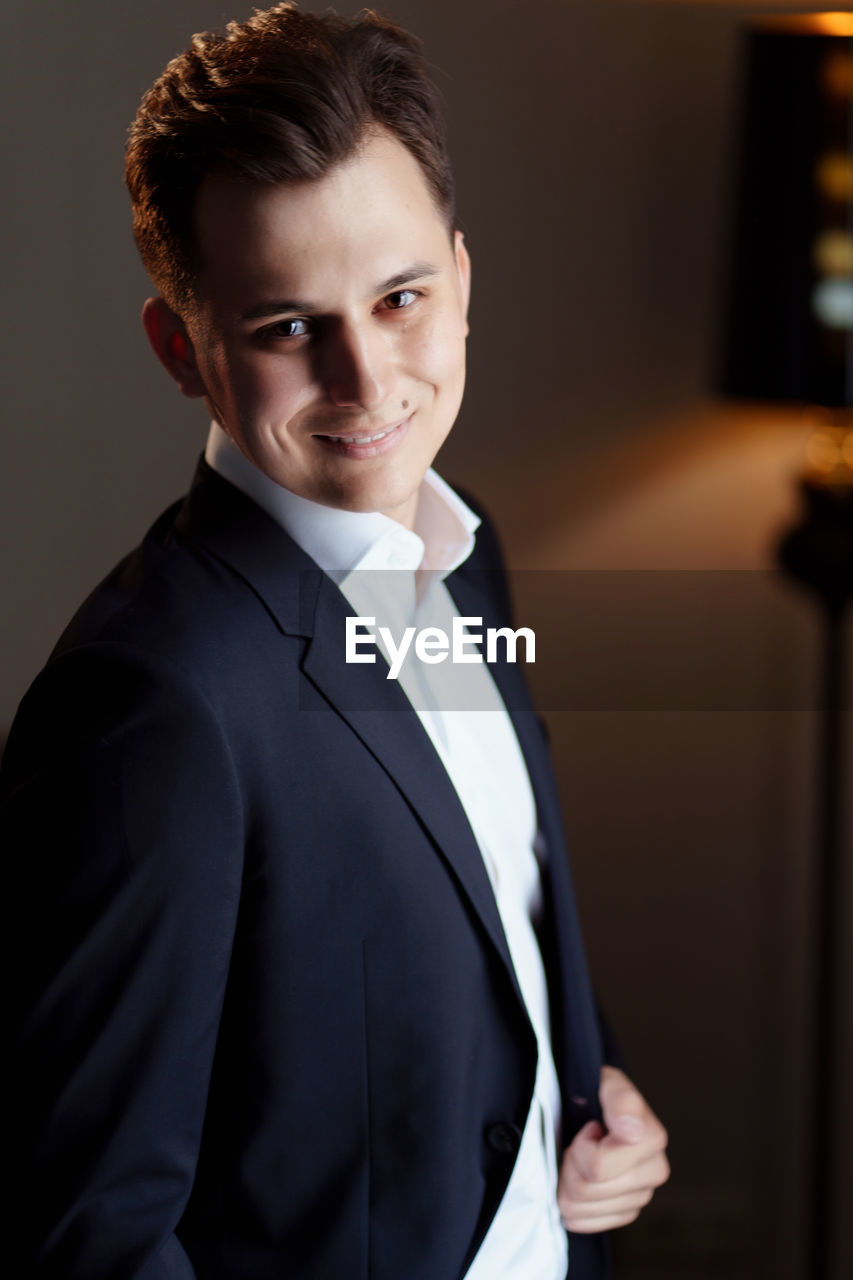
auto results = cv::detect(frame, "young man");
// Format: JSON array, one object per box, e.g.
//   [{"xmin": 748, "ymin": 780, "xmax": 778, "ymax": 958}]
[{"xmin": 1, "ymin": 5, "xmax": 668, "ymax": 1277}]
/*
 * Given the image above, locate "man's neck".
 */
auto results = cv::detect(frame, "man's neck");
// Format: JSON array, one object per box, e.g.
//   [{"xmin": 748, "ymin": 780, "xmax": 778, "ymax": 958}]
[{"xmin": 380, "ymin": 492, "xmax": 419, "ymax": 532}]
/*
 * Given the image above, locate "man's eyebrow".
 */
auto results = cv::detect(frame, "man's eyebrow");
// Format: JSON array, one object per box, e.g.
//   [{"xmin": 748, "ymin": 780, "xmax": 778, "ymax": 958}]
[
  {"xmin": 376, "ymin": 262, "xmax": 441, "ymax": 294},
  {"xmin": 239, "ymin": 262, "xmax": 441, "ymax": 322}
]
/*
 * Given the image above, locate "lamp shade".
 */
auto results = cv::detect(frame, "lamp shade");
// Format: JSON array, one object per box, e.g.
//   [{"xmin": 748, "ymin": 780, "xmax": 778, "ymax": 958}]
[{"xmin": 721, "ymin": 19, "xmax": 853, "ymax": 408}]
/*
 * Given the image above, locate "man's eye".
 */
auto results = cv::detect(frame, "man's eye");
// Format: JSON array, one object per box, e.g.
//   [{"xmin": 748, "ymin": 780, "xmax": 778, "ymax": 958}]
[
  {"xmin": 264, "ymin": 317, "xmax": 310, "ymax": 340},
  {"xmin": 384, "ymin": 289, "xmax": 418, "ymax": 310}
]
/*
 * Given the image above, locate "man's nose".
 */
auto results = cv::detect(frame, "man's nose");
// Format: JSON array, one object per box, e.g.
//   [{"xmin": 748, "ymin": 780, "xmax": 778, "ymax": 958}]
[{"xmin": 319, "ymin": 320, "xmax": 392, "ymax": 410}]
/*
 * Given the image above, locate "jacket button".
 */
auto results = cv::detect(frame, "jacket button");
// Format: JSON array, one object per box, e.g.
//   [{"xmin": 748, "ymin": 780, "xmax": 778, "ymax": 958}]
[{"xmin": 485, "ymin": 1122, "xmax": 523, "ymax": 1155}]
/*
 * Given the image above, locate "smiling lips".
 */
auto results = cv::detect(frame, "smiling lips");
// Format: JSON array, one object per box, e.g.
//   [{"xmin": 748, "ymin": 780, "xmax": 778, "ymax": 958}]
[
  {"xmin": 315, "ymin": 413, "xmax": 412, "ymax": 457},
  {"xmin": 324, "ymin": 425, "xmax": 396, "ymax": 444}
]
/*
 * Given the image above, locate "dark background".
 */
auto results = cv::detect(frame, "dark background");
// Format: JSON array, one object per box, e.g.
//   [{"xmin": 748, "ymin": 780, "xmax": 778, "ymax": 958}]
[{"xmin": 3, "ymin": 2, "xmax": 852, "ymax": 1275}]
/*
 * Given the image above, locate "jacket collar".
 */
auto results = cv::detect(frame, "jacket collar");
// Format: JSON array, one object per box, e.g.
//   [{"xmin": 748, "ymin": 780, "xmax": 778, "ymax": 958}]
[{"xmin": 174, "ymin": 457, "xmax": 321, "ymax": 638}]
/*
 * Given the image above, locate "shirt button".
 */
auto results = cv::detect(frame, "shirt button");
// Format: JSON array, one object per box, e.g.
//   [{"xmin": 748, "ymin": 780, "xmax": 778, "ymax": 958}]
[{"xmin": 485, "ymin": 1122, "xmax": 523, "ymax": 1155}]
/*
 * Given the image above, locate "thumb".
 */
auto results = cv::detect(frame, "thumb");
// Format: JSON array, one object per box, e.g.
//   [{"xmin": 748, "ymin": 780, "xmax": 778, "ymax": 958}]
[
  {"xmin": 574, "ymin": 1118, "xmax": 605, "ymax": 1146},
  {"xmin": 599, "ymin": 1067, "xmax": 647, "ymax": 1145},
  {"xmin": 561, "ymin": 1119, "xmax": 605, "ymax": 1171}
]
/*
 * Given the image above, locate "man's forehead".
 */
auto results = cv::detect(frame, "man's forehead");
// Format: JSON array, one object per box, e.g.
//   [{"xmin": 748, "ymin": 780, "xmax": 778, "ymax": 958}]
[
  {"xmin": 195, "ymin": 235, "xmax": 449, "ymax": 317},
  {"xmin": 191, "ymin": 141, "xmax": 454, "ymax": 310}
]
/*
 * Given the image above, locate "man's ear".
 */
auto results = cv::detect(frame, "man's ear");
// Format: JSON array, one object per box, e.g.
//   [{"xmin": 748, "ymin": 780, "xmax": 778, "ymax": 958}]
[
  {"xmin": 453, "ymin": 229, "xmax": 471, "ymax": 336},
  {"xmin": 141, "ymin": 297, "xmax": 207, "ymax": 399}
]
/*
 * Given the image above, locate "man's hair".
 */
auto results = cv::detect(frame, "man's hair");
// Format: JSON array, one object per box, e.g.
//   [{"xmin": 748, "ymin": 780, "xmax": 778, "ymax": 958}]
[{"xmin": 125, "ymin": 2, "xmax": 456, "ymax": 313}]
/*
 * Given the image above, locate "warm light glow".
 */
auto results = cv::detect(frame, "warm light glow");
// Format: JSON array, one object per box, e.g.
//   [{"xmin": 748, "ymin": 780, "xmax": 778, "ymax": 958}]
[
  {"xmin": 820, "ymin": 48, "xmax": 853, "ymax": 96},
  {"xmin": 813, "ymin": 229, "xmax": 853, "ymax": 275},
  {"xmin": 754, "ymin": 13, "xmax": 853, "ymax": 36},
  {"xmin": 806, "ymin": 428, "xmax": 844, "ymax": 474},
  {"xmin": 815, "ymin": 151, "xmax": 853, "ymax": 201},
  {"xmin": 805, "ymin": 413, "xmax": 853, "ymax": 487}
]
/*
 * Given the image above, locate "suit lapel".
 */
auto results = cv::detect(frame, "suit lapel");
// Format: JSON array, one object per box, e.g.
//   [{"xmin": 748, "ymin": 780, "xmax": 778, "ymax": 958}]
[{"xmin": 302, "ymin": 574, "xmax": 529, "ymax": 999}]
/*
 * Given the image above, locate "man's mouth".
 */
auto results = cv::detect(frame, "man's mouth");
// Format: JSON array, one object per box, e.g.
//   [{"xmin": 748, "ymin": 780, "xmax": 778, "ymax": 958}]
[
  {"xmin": 314, "ymin": 413, "xmax": 412, "ymax": 457},
  {"xmin": 322, "ymin": 425, "xmax": 397, "ymax": 444}
]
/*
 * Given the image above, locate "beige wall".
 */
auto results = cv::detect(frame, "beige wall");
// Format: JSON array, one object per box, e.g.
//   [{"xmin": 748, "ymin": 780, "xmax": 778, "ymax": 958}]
[{"xmin": 3, "ymin": 2, "xmax": 851, "ymax": 1275}]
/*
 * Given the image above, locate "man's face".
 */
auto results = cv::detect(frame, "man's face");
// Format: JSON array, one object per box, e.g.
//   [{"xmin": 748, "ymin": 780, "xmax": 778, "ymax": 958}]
[{"xmin": 162, "ymin": 128, "xmax": 470, "ymax": 529}]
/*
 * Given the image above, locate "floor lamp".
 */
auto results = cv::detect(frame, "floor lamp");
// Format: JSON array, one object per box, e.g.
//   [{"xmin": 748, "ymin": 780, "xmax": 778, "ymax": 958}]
[{"xmin": 720, "ymin": 14, "xmax": 853, "ymax": 1279}]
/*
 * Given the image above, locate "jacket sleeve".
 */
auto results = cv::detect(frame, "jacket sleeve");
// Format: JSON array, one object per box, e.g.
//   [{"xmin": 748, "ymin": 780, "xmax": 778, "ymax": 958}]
[{"xmin": 0, "ymin": 642, "xmax": 244, "ymax": 1278}]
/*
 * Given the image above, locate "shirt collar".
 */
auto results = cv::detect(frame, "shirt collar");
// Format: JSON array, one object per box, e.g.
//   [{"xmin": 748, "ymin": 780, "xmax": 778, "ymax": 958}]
[{"xmin": 204, "ymin": 419, "xmax": 480, "ymax": 585}]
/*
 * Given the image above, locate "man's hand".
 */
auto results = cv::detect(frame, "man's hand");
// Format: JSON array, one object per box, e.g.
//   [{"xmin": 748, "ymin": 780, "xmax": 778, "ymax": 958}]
[{"xmin": 557, "ymin": 1066, "xmax": 670, "ymax": 1233}]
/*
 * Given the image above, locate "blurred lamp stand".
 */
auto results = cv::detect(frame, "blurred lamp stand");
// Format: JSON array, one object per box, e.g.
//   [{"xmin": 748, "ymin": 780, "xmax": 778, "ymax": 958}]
[{"xmin": 777, "ymin": 435, "xmax": 853, "ymax": 1279}]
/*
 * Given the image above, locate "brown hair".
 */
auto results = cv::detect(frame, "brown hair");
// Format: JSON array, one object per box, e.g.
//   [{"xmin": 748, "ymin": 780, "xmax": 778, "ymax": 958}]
[{"xmin": 125, "ymin": 2, "xmax": 456, "ymax": 313}]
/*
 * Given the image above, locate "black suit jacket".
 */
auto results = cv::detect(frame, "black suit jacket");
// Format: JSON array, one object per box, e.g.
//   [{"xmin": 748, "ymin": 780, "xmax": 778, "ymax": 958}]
[{"xmin": 1, "ymin": 459, "xmax": 611, "ymax": 1279}]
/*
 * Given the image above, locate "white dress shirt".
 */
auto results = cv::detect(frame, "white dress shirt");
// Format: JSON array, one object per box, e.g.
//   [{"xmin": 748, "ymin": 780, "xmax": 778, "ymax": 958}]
[{"xmin": 205, "ymin": 421, "xmax": 568, "ymax": 1279}]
